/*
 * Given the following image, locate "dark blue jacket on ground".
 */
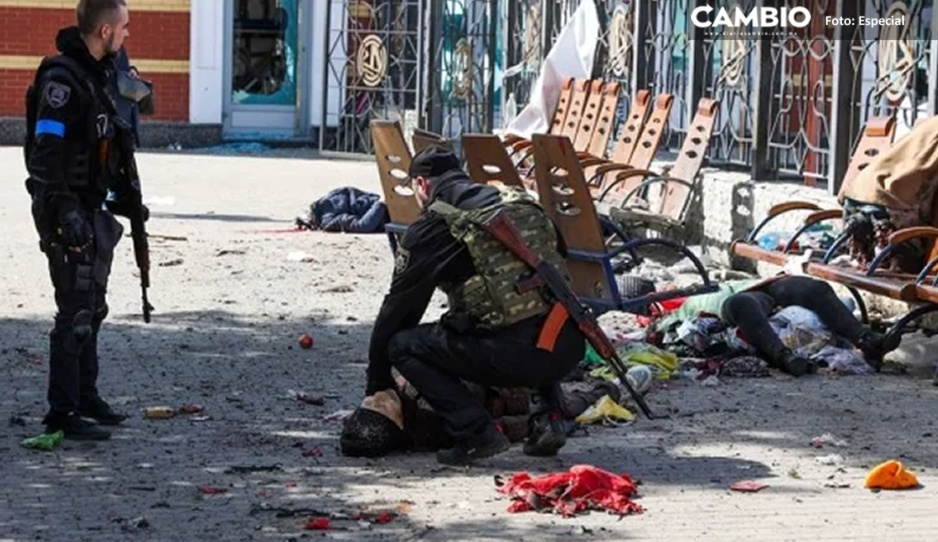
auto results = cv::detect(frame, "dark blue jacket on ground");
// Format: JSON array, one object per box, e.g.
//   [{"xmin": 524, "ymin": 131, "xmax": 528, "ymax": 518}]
[{"xmin": 306, "ymin": 187, "xmax": 389, "ymax": 233}]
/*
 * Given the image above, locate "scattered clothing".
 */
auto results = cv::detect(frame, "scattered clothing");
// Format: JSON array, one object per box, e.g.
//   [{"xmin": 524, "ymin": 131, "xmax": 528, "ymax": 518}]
[
  {"xmin": 720, "ymin": 356, "xmax": 770, "ymax": 378},
  {"xmin": 574, "ymin": 395, "xmax": 635, "ymax": 425},
  {"xmin": 865, "ymin": 460, "xmax": 920, "ymax": 490},
  {"xmin": 20, "ymin": 430, "xmax": 65, "ymax": 451},
  {"xmin": 496, "ymin": 465, "xmax": 643, "ymax": 517},
  {"xmin": 299, "ymin": 187, "xmax": 389, "ymax": 233}
]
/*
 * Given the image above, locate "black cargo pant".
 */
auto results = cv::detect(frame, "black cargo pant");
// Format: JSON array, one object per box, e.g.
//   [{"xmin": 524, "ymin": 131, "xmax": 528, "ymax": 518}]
[
  {"xmin": 721, "ymin": 275, "xmax": 868, "ymax": 364},
  {"xmin": 388, "ymin": 315, "xmax": 585, "ymax": 442},
  {"xmin": 42, "ymin": 209, "xmax": 123, "ymax": 416}
]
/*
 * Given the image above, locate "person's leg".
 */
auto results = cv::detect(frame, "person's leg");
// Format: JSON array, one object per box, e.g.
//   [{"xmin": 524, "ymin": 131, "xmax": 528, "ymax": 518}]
[
  {"xmin": 759, "ymin": 276, "xmax": 885, "ymax": 368},
  {"xmin": 388, "ymin": 319, "xmax": 583, "ymax": 463},
  {"xmin": 760, "ymin": 276, "xmax": 866, "ymax": 342},
  {"xmin": 44, "ymin": 245, "xmax": 110, "ymax": 440},
  {"xmin": 78, "ymin": 211, "xmax": 126, "ymax": 423},
  {"xmin": 722, "ymin": 290, "xmax": 810, "ymax": 376}
]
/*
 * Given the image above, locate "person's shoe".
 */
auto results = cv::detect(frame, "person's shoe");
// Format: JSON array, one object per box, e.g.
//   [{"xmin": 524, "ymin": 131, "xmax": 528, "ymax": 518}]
[
  {"xmin": 523, "ymin": 410, "xmax": 567, "ymax": 457},
  {"xmin": 44, "ymin": 412, "xmax": 111, "ymax": 441},
  {"xmin": 78, "ymin": 397, "xmax": 127, "ymax": 426},
  {"xmin": 436, "ymin": 424, "xmax": 511, "ymax": 466},
  {"xmin": 856, "ymin": 331, "xmax": 887, "ymax": 371},
  {"xmin": 776, "ymin": 351, "xmax": 810, "ymax": 377}
]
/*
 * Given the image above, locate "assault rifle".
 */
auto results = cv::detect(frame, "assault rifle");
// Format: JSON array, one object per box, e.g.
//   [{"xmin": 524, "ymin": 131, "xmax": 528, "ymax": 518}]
[
  {"xmin": 479, "ymin": 211, "xmax": 660, "ymax": 419},
  {"xmin": 119, "ymin": 136, "xmax": 153, "ymax": 323}
]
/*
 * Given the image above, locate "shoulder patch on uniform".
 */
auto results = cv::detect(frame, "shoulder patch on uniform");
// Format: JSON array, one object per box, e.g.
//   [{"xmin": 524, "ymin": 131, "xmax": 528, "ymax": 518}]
[
  {"xmin": 394, "ymin": 248, "xmax": 411, "ymax": 274},
  {"xmin": 44, "ymin": 81, "xmax": 71, "ymax": 109}
]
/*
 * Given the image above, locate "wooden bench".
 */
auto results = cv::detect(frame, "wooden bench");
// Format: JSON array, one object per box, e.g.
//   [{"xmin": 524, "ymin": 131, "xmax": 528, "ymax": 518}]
[
  {"xmin": 531, "ymin": 133, "xmax": 716, "ymax": 315},
  {"xmin": 602, "ymin": 98, "xmax": 720, "ymax": 236}
]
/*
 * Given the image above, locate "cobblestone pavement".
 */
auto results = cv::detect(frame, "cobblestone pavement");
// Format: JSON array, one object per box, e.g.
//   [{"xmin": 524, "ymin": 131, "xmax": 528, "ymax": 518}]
[{"xmin": 2, "ymin": 147, "xmax": 937, "ymax": 541}]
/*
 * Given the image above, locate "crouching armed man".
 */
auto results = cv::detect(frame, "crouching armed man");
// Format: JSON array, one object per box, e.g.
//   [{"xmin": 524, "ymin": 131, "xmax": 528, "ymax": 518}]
[{"xmin": 365, "ymin": 146, "xmax": 585, "ymax": 465}]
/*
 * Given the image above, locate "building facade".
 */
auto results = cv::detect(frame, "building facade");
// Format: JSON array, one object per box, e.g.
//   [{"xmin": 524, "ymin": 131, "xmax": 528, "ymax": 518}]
[{"xmin": 0, "ymin": 0, "xmax": 347, "ymax": 143}]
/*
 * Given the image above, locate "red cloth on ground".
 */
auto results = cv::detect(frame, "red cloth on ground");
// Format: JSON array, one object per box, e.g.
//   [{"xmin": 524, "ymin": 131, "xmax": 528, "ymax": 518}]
[{"xmin": 496, "ymin": 465, "xmax": 643, "ymax": 517}]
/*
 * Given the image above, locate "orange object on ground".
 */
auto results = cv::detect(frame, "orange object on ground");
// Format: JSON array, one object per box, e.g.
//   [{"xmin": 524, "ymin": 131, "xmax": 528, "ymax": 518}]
[
  {"xmin": 496, "ymin": 465, "xmax": 643, "ymax": 517},
  {"xmin": 864, "ymin": 460, "xmax": 920, "ymax": 490}
]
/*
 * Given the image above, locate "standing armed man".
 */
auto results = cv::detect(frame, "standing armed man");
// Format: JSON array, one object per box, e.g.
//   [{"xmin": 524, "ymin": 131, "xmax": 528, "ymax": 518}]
[
  {"xmin": 366, "ymin": 146, "xmax": 585, "ymax": 465},
  {"xmin": 25, "ymin": 0, "xmax": 145, "ymax": 440}
]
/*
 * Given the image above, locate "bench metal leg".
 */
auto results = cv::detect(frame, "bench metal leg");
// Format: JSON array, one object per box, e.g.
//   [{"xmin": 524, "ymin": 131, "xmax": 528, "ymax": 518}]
[
  {"xmin": 845, "ymin": 286, "xmax": 870, "ymax": 325},
  {"xmin": 882, "ymin": 304, "xmax": 938, "ymax": 352}
]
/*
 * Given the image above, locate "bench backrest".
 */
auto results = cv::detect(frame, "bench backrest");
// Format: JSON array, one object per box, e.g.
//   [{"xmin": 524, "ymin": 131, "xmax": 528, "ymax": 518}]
[
  {"xmin": 370, "ymin": 120, "xmax": 420, "ymax": 225},
  {"xmin": 532, "ymin": 133, "xmax": 615, "ymax": 303}
]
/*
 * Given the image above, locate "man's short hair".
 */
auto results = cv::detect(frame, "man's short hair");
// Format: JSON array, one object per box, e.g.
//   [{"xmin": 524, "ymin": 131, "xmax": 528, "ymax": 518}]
[{"xmin": 76, "ymin": 0, "xmax": 126, "ymax": 35}]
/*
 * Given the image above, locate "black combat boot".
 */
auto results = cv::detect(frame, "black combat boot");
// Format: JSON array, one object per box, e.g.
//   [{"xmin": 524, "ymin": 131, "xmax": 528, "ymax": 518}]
[
  {"xmin": 44, "ymin": 411, "xmax": 111, "ymax": 441},
  {"xmin": 79, "ymin": 396, "xmax": 127, "ymax": 426},
  {"xmin": 776, "ymin": 350, "xmax": 810, "ymax": 377},
  {"xmin": 523, "ymin": 410, "xmax": 567, "ymax": 456},
  {"xmin": 856, "ymin": 331, "xmax": 887, "ymax": 372},
  {"xmin": 436, "ymin": 424, "xmax": 511, "ymax": 466}
]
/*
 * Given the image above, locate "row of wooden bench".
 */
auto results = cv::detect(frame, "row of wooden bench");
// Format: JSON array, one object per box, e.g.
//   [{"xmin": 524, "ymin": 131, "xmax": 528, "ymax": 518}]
[{"xmin": 370, "ymin": 79, "xmax": 723, "ymax": 315}]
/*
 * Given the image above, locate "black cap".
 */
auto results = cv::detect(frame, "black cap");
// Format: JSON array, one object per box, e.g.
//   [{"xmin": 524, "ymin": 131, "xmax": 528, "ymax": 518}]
[{"xmin": 409, "ymin": 145, "xmax": 461, "ymax": 182}]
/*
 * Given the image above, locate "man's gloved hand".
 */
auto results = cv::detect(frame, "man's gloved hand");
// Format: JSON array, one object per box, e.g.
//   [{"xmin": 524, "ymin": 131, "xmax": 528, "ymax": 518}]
[
  {"xmin": 58, "ymin": 208, "xmax": 93, "ymax": 248},
  {"xmin": 106, "ymin": 199, "xmax": 149, "ymax": 222}
]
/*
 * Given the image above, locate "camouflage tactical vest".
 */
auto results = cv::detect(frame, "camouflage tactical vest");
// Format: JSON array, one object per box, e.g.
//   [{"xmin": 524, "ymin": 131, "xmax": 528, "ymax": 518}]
[{"xmin": 429, "ymin": 188, "xmax": 571, "ymax": 329}]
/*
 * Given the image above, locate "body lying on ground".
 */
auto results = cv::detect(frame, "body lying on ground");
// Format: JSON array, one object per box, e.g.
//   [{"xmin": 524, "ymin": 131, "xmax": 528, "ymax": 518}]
[{"xmin": 655, "ymin": 275, "xmax": 885, "ymax": 376}]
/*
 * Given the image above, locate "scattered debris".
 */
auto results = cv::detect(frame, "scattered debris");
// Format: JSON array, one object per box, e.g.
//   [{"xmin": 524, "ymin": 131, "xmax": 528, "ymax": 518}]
[
  {"xmin": 215, "ymin": 249, "xmax": 246, "ymax": 256},
  {"xmin": 788, "ymin": 468, "xmax": 801, "ymax": 479},
  {"xmin": 145, "ymin": 406, "xmax": 176, "ymax": 420},
  {"xmin": 816, "ymin": 454, "xmax": 845, "ymax": 466},
  {"xmin": 323, "ymin": 284, "xmax": 355, "ymax": 293},
  {"xmin": 305, "ymin": 517, "xmax": 331, "ymax": 531},
  {"xmin": 177, "ymin": 404, "xmax": 204, "ymax": 415},
  {"xmin": 287, "ymin": 251, "xmax": 317, "ymax": 263},
  {"xmin": 137, "ymin": 463, "xmax": 154, "ymax": 469},
  {"xmin": 730, "ymin": 481, "xmax": 769, "ymax": 493},
  {"xmin": 811, "ymin": 433, "xmax": 848, "ymax": 448},
  {"xmin": 224, "ymin": 465, "xmax": 283, "ymax": 475},
  {"xmin": 289, "ymin": 390, "xmax": 324, "ymax": 406},
  {"xmin": 323, "ymin": 410, "xmax": 354, "ymax": 423},
  {"xmin": 303, "ymin": 447, "xmax": 323, "ymax": 458},
  {"xmin": 574, "ymin": 396, "xmax": 635, "ymax": 425},
  {"xmin": 147, "ymin": 234, "xmax": 187, "ymax": 242},
  {"xmin": 9, "ymin": 415, "xmax": 26, "ymax": 427},
  {"xmin": 824, "ymin": 482, "xmax": 851, "ymax": 489},
  {"xmin": 700, "ymin": 375, "xmax": 721, "ymax": 387},
  {"xmin": 865, "ymin": 460, "xmax": 920, "ymax": 490},
  {"xmin": 20, "ymin": 430, "xmax": 64, "ymax": 451},
  {"xmin": 496, "ymin": 465, "xmax": 643, "ymax": 517},
  {"xmin": 298, "ymin": 333, "xmax": 314, "ymax": 350},
  {"xmin": 199, "ymin": 486, "xmax": 227, "ymax": 495},
  {"xmin": 158, "ymin": 259, "xmax": 184, "ymax": 267},
  {"xmin": 115, "ymin": 516, "xmax": 150, "ymax": 532}
]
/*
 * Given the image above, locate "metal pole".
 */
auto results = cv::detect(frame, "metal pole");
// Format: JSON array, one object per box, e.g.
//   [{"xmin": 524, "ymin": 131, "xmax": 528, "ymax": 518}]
[
  {"xmin": 486, "ymin": 0, "xmax": 498, "ymax": 133},
  {"xmin": 685, "ymin": 0, "xmax": 708, "ymax": 137},
  {"xmin": 929, "ymin": 5, "xmax": 938, "ymax": 116},
  {"xmin": 750, "ymin": 0, "xmax": 776, "ymax": 181},
  {"xmin": 630, "ymin": 0, "xmax": 656, "ymax": 101},
  {"xmin": 318, "ymin": 0, "xmax": 333, "ymax": 151},
  {"xmin": 828, "ymin": 0, "xmax": 860, "ymax": 194}
]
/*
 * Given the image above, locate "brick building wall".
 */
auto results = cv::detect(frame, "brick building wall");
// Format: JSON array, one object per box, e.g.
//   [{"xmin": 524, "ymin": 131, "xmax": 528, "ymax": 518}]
[{"xmin": 0, "ymin": 0, "xmax": 190, "ymax": 122}]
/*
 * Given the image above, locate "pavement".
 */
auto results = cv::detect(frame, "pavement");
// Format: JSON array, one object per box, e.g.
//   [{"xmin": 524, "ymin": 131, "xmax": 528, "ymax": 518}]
[{"xmin": 2, "ymin": 146, "xmax": 938, "ymax": 541}]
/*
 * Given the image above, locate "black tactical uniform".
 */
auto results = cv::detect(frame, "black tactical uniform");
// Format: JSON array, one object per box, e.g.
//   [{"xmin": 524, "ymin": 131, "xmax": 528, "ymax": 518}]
[
  {"xmin": 25, "ymin": 27, "xmax": 143, "ymax": 440},
  {"xmin": 367, "ymin": 147, "xmax": 585, "ymax": 465}
]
